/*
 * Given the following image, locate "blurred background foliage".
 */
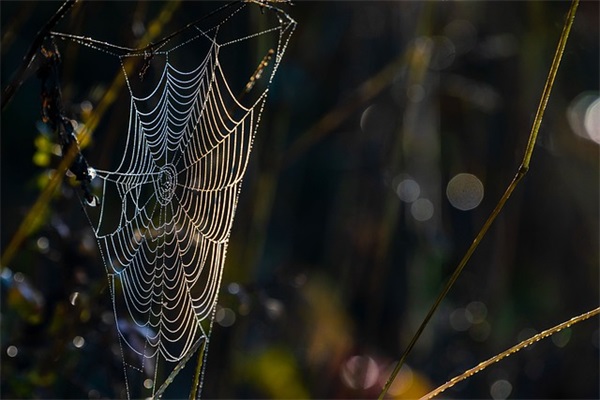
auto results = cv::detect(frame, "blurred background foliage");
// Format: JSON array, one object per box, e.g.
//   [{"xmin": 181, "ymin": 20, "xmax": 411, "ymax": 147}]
[{"xmin": 1, "ymin": 1, "xmax": 599, "ymax": 399}]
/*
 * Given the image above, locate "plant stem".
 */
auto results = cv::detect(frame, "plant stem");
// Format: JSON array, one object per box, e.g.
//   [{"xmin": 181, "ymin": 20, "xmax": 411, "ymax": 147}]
[
  {"xmin": 0, "ymin": 1, "xmax": 180, "ymax": 269},
  {"xmin": 189, "ymin": 339, "xmax": 208, "ymax": 400},
  {"xmin": 378, "ymin": 1, "xmax": 579, "ymax": 398},
  {"xmin": 152, "ymin": 337, "xmax": 206, "ymax": 399},
  {"xmin": 420, "ymin": 307, "xmax": 600, "ymax": 399},
  {"xmin": 1, "ymin": 0, "xmax": 78, "ymax": 111}
]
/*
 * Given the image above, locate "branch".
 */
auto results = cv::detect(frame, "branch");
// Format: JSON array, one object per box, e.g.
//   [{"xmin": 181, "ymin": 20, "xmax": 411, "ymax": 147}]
[{"xmin": 1, "ymin": 0, "xmax": 77, "ymax": 111}]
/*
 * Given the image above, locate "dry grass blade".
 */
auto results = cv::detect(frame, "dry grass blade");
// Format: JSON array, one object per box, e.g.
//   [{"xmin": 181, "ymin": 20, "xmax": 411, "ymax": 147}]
[
  {"xmin": 420, "ymin": 307, "xmax": 600, "ymax": 399},
  {"xmin": 379, "ymin": 1, "xmax": 580, "ymax": 398}
]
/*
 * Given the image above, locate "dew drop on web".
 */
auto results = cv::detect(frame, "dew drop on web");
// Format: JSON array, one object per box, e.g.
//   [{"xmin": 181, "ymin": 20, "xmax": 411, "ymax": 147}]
[{"xmin": 85, "ymin": 195, "xmax": 100, "ymax": 207}]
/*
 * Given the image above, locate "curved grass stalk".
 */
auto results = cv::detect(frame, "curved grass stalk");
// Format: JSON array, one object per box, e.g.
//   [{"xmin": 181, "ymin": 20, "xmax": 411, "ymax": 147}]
[
  {"xmin": 379, "ymin": 1, "xmax": 580, "ymax": 398},
  {"xmin": 420, "ymin": 307, "xmax": 600, "ymax": 399}
]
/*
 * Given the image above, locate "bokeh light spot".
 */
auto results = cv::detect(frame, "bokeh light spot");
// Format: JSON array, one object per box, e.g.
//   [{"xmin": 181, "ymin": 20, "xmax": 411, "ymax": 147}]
[
  {"xmin": 216, "ymin": 307, "xmax": 236, "ymax": 327},
  {"xmin": 411, "ymin": 198, "xmax": 434, "ymax": 221},
  {"xmin": 80, "ymin": 100, "xmax": 93, "ymax": 113},
  {"xmin": 144, "ymin": 378, "xmax": 154, "ymax": 389},
  {"xmin": 101, "ymin": 311, "xmax": 114, "ymax": 325},
  {"xmin": 37, "ymin": 236, "xmax": 49, "ymax": 252},
  {"xmin": 449, "ymin": 307, "xmax": 471, "ymax": 331},
  {"xmin": 360, "ymin": 104, "xmax": 395, "ymax": 136},
  {"xmin": 429, "ymin": 36, "xmax": 456, "ymax": 70},
  {"xmin": 264, "ymin": 298, "xmax": 284, "ymax": 319},
  {"xmin": 73, "ymin": 336, "xmax": 85, "ymax": 349},
  {"xmin": 341, "ymin": 355, "xmax": 379, "ymax": 390},
  {"xmin": 1, "ymin": 268, "xmax": 12, "ymax": 280},
  {"xmin": 465, "ymin": 301, "xmax": 487, "ymax": 324},
  {"xmin": 490, "ymin": 379, "xmax": 512, "ymax": 400},
  {"xmin": 396, "ymin": 178, "xmax": 420, "ymax": 203},
  {"xmin": 446, "ymin": 173, "xmax": 484, "ymax": 210},
  {"xmin": 584, "ymin": 98, "xmax": 600, "ymax": 143},
  {"xmin": 6, "ymin": 345, "xmax": 18, "ymax": 357},
  {"xmin": 228, "ymin": 282, "xmax": 240, "ymax": 295},
  {"xmin": 69, "ymin": 292, "xmax": 80, "ymax": 306},
  {"xmin": 360, "ymin": 105, "xmax": 375, "ymax": 133},
  {"xmin": 567, "ymin": 92, "xmax": 600, "ymax": 144}
]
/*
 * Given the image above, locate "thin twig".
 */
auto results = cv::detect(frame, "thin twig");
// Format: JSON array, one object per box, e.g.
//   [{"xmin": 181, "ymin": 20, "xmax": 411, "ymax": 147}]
[
  {"xmin": 1, "ymin": 0, "xmax": 77, "ymax": 111},
  {"xmin": 0, "ymin": 1, "xmax": 181, "ymax": 269},
  {"xmin": 378, "ymin": 1, "xmax": 579, "ymax": 398},
  {"xmin": 420, "ymin": 307, "xmax": 600, "ymax": 399}
]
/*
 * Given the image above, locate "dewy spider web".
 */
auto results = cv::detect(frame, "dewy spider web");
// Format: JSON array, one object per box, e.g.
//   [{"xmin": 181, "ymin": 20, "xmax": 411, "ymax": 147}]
[{"xmin": 51, "ymin": 2, "xmax": 295, "ymax": 398}]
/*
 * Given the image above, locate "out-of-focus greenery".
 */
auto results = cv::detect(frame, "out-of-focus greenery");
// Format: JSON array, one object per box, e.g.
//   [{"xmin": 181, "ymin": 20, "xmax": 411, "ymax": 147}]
[{"xmin": 1, "ymin": 1, "xmax": 598, "ymax": 399}]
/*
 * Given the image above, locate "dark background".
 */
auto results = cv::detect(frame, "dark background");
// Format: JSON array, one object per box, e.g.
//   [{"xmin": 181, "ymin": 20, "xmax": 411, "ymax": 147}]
[{"xmin": 1, "ymin": 1, "xmax": 598, "ymax": 399}]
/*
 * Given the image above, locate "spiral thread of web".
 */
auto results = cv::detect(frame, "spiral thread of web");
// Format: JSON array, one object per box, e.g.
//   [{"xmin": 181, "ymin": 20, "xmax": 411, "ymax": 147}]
[{"xmin": 55, "ymin": 3, "xmax": 295, "ymax": 397}]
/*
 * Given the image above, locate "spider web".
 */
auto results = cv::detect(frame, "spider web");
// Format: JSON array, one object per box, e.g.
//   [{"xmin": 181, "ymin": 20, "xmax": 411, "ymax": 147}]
[{"xmin": 53, "ymin": 3, "xmax": 294, "ymax": 398}]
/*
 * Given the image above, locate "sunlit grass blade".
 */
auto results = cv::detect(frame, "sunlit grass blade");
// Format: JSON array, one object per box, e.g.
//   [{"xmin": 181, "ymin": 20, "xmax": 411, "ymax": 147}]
[
  {"xmin": 420, "ymin": 307, "xmax": 600, "ymax": 399},
  {"xmin": 379, "ymin": 1, "xmax": 580, "ymax": 398}
]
